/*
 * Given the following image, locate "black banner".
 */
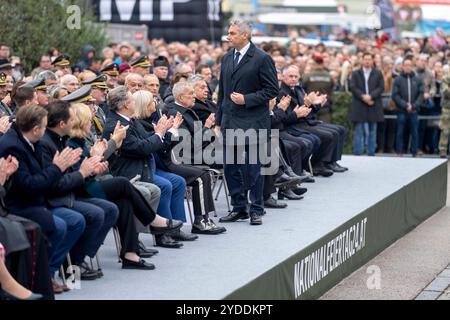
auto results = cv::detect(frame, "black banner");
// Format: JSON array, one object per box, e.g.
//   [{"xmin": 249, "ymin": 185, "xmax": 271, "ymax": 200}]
[{"xmin": 93, "ymin": 0, "xmax": 223, "ymax": 42}]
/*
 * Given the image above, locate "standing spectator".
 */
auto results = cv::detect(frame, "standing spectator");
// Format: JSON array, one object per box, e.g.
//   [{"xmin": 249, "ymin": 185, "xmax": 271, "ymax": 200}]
[
  {"xmin": 392, "ymin": 57, "xmax": 424, "ymax": 156},
  {"xmin": 152, "ymin": 56, "xmax": 170, "ymax": 98},
  {"xmin": 302, "ymin": 55, "xmax": 334, "ymax": 123},
  {"xmin": 349, "ymin": 52, "xmax": 385, "ymax": 156},
  {"xmin": 0, "ymin": 43, "xmax": 10, "ymax": 65},
  {"xmin": 378, "ymin": 56, "xmax": 396, "ymax": 153},
  {"xmin": 416, "ymin": 54, "xmax": 436, "ymax": 155},
  {"xmin": 438, "ymin": 69, "xmax": 450, "ymax": 158}
]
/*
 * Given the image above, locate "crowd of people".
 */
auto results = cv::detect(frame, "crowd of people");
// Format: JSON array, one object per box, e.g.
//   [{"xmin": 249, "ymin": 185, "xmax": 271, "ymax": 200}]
[{"xmin": 0, "ymin": 21, "xmax": 449, "ymax": 300}]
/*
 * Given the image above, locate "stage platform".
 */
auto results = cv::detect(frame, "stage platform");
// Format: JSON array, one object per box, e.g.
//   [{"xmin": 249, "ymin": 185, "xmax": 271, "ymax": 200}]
[{"xmin": 58, "ymin": 155, "xmax": 447, "ymax": 300}]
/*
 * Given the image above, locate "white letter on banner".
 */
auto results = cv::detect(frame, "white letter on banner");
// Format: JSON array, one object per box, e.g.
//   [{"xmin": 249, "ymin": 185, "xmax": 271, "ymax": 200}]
[
  {"xmin": 140, "ymin": 0, "xmax": 153, "ymax": 21},
  {"xmin": 100, "ymin": 0, "xmax": 112, "ymax": 20},
  {"xmin": 116, "ymin": 0, "xmax": 137, "ymax": 21},
  {"xmin": 161, "ymin": 0, "xmax": 190, "ymax": 21}
]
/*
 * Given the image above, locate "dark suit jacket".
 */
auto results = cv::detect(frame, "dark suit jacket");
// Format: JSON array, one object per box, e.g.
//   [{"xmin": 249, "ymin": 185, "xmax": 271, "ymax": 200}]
[
  {"xmin": 0, "ymin": 124, "xmax": 63, "ymax": 231},
  {"xmin": 40, "ymin": 129, "xmax": 85, "ymax": 208},
  {"xmin": 278, "ymin": 82, "xmax": 321, "ymax": 127},
  {"xmin": 349, "ymin": 68, "xmax": 385, "ymax": 122},
  {"xmin": 165, "ymin": 102, "xmax": 211, "ymax": 163},
  {"xmin": 215, "ymin": 42, "xmax": 279, "ymax": 130},
  {"xmin": 193, "ymin": 98, "xmax": 216, "ymax": 125},
  {"xmin": 102, "ymin": 111, "xmax": 163, "ymax": 183}
]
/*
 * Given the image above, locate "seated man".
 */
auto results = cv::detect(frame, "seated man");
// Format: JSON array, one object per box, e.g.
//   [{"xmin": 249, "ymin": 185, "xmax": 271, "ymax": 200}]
[
  {"xmin": 141, "ymin": 85, "xmax": 225, "ymax": 234},
  {"xmin": 0, "ymin": 105, "xmax": 85, "ymax": 293},
  {"xmin": 103, "ymin": 86, "xmax": 196, "ymax": 248},
  {"xmin": 279, "ymin": 65, "xmax": 347, "ymax": 176}
]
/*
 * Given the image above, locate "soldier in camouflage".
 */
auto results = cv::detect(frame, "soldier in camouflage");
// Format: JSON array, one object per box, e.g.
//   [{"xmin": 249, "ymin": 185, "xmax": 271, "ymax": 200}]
[{"xmin": 438, "ymin": 73, "xmax": 450, "ymax": 158}]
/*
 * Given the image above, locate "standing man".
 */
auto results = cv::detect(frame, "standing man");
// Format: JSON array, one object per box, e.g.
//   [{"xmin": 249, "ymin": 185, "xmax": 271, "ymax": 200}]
[
  {"xmin": 392, "ymin": 56, "xmax": 424, "ymax": 156},
  {"xmin": 215, "ymin": 21, "xmax": 279, "ymax": 226},
  {"xmin": 303, "ymin": 55, "xmax": 334, "ymax": 123},
  {"xmin": 349, "ymin": 52, "xmax": 385, "ymax": 156}
]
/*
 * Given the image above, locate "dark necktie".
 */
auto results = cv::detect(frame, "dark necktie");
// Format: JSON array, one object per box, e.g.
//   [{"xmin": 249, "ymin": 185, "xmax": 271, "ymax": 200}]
[{"xmin": 234, "ymin": 51, "xmax": 241, "ymax": 69}]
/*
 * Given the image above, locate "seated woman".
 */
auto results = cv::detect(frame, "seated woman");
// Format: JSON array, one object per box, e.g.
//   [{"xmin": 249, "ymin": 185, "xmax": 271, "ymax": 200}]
[
  {"xmin": 103, "ymin": 86, "xmax": 192, "ymax": 248},
  {"xmin": 67, "ymin": 103, "xmax": 182, "ymax": 269},
  {"xmin": 133, "ymin": 90, "xmax": 225, "ymax": 235}
]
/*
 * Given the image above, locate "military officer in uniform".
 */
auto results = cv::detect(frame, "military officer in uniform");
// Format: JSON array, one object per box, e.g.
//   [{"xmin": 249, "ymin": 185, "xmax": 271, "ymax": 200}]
[
  {"xmin": 20, "ymin": 77, "xmax": 49, "ymax": 107},
  {"xmin": 52, "ymin": 55, "xmax": 72, "ymax": 75},
  {"xmin": 439, "ymin": 73, "xmax": 450, "ymax": 158},
  {"xmin": 82, "ymin": 74, "xmax": 109, "ymax": 120},
  {"xmin": 130, "ymin": 55, "xmax": 151, "ymax": 77},
  {"xmin": 61, "ymin": 85, "xmax": 101, "ymax": 143},
  {"xmin": 0, "ymin": 73, "xmax": 13, "ymax": 117},
  {"xmin": 100, "ymin": 63, "xmax": 119, "ymax": 89}
]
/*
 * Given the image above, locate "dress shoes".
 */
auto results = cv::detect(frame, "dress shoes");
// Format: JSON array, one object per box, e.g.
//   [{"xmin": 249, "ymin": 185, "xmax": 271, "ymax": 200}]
[
  {"xmin": 274, "ymin": 173, "xmax": 302, "ymax": 188},
  {"xmin": 300, "ymin": 170, "xmax": 315, "ymax": 183},
  {"xmin": 0, "ymin": 290, "xmax": 44, "ymax": 300},
  {"xmin": 334, "ymin": 162, "xmax": 348, "ymax": 171},
  {"xmin": 312, "ymin": 164, "xmax": 334, "ymax": 177},
  {"xmin": 150, "ymin": 219, "xmax": 183, "ymax": 235},
  {"xmin": 250, "ymin": 213, "xmax": 263, "ymax": 225},
  {"xmin": 52, "ymin": 279, "xmax": 64, "ymax": 294},
  {"xmin": 155, "ymin": 234, "xmax": 183, "ymax": 248},
  {"xmin": 302, "ymin": 176, "xmax": 315, "ymax": 183},
  {"xmin": 325, "ymin": 162, "xmax": 347, "ymax": 173},
  {"xmin": 122, "ymin": 258, "xmax": 155, "ymax": 270},
  {"xmin": 291, "ymin": 186, "xmax": 308, "ymax": 196},
  {"xmin": 264, "ymin": 196, "xmax": 287, "ymax": 209},
  {"xmin": 138, "ymin": 241, "xmax": 158, "ymax": 258},
  {"xmin": 192, "ymin": 218, "xmax": 226, "ymax": 234},
  {"xmin": 219, "ymin": 210, "xmax": 249, "ymax": 223},
  {"xmin": 278, "ymin": 188, "xmax": 304, "ymax": 200},
  {"xmin": 77, "ymin": 262, "xmax": 100, "ymax": 280},
  {"xmin": 169, "ymin": 229, "xmax": 199, "ymax": 241},
  {"xmin": 284, "ymin": 166, "xmax": 302, "ymax": 179}
]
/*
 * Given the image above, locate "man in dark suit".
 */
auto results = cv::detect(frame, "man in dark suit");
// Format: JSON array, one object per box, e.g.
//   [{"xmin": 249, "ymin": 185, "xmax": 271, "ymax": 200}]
[
  {"xmin": 279, "ymin": 65, "xmax": 347, "ymax": 175},
  {"xmin": 349, "ymin": 52, "xmax": 385, "ymax": 156},
  {"xmin": 0, "ymin": 105, "xmax": 85, "ymax": 293},
  {"xmin": 215, "ymin": 21, "xmax": 279, "ymax": 226}
]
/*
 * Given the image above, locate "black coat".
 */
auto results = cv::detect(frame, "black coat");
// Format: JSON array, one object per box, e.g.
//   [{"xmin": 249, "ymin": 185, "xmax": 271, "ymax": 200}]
[
  {"xmin": 0, "ymin": 124, "xmax": 63, "ymax": 231},
  {"xmin": 278, "ymin": 82, "xmax": 321, "ymax": 127},
  {"xmin": 40, "ymin": 129, "xmax": 85, "ymax": 208},
  {"xmin": 392, "ymin": 72, "xmax": 424, "ymax": 113},
  {"xmin": 349, "ymin": 68, "xmax": 385, "ymax": 122},
  {"xmin": 216, "ymin": 43, "xmax": 279, "ymax": 130},
  {"xmin": 102, "ymin": 111, "xmax": 163, "ymax": 183},
  {"xmin": 192, "ymin": 98, "xmax": 216, "ymax": 125},
  {"xmin": 166, "ymin": 102, "xmax": 212, "ymax": 159},
  {"xmin": 137, "ymin": 118, "xmax": 205, "ymax": 185}
]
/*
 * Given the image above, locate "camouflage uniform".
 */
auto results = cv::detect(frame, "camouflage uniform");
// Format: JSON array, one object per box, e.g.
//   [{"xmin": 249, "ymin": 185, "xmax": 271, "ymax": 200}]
[
  {"xmin": 438, "ymin": 75, "xmax": 450, "ymax": 157},
  {"xmin": 302, "ymin": 68, "xmax": 334, "ymax": 123}
]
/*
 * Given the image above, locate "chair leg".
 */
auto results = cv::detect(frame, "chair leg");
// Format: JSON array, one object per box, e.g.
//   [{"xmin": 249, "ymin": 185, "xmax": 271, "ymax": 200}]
[
  {"xmin": 112, "ymin": 227, "xmax": 122, "ymax": 263},
  {"xmin": 308, "ymin": 154, "xmax": 314, "ymax": 176},
  {"xmin": 185, "ymin": 189, "xmax": 194, "ymax": 224},
  {"xmin": 60, "ymin": 266, "xmax": 67, "ymax": 285},
  {"xmin": 215, "ymin": 179, "xmax": 223, "ymax": 201},
  {"xmin": 222, "ymin": 174, "xmax": 231, "ymax": 213},
  {"xmin": 95, "ymin": 254, "xmax": 101, "ymax": 271}
]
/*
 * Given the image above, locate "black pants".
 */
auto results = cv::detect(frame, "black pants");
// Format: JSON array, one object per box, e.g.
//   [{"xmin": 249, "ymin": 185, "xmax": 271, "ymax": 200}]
[
  {"xmin": 99, "ymin": 177, "xmax": 155, "ymax": 256},
  {"xmin": 279, "ymin": 132, "xmax": 312, "ymax": 175},
  {"xmin": 294, "ymin": 123, "xmax": 338, "ymax": 164},
  {"xmin": 189, "ymin": 172, "xmax": 215, "ymax": 220},
  {"xmin": 4, "ymin": 218, "xmax": 53, "ymax": 300}
]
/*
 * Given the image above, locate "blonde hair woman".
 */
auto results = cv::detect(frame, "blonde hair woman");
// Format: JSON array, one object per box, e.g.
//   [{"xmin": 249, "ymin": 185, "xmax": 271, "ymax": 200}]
[
  {"xmin": 68, "ymin": 104, "xmax": 183, "ymax": 269},
  {"xmin": 132, "ymin": 89, "xmax": 226, "ymax": 235},
  {"xmin": 133, "ymin": 90, "xmax": 156, "ymax": 120}
]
